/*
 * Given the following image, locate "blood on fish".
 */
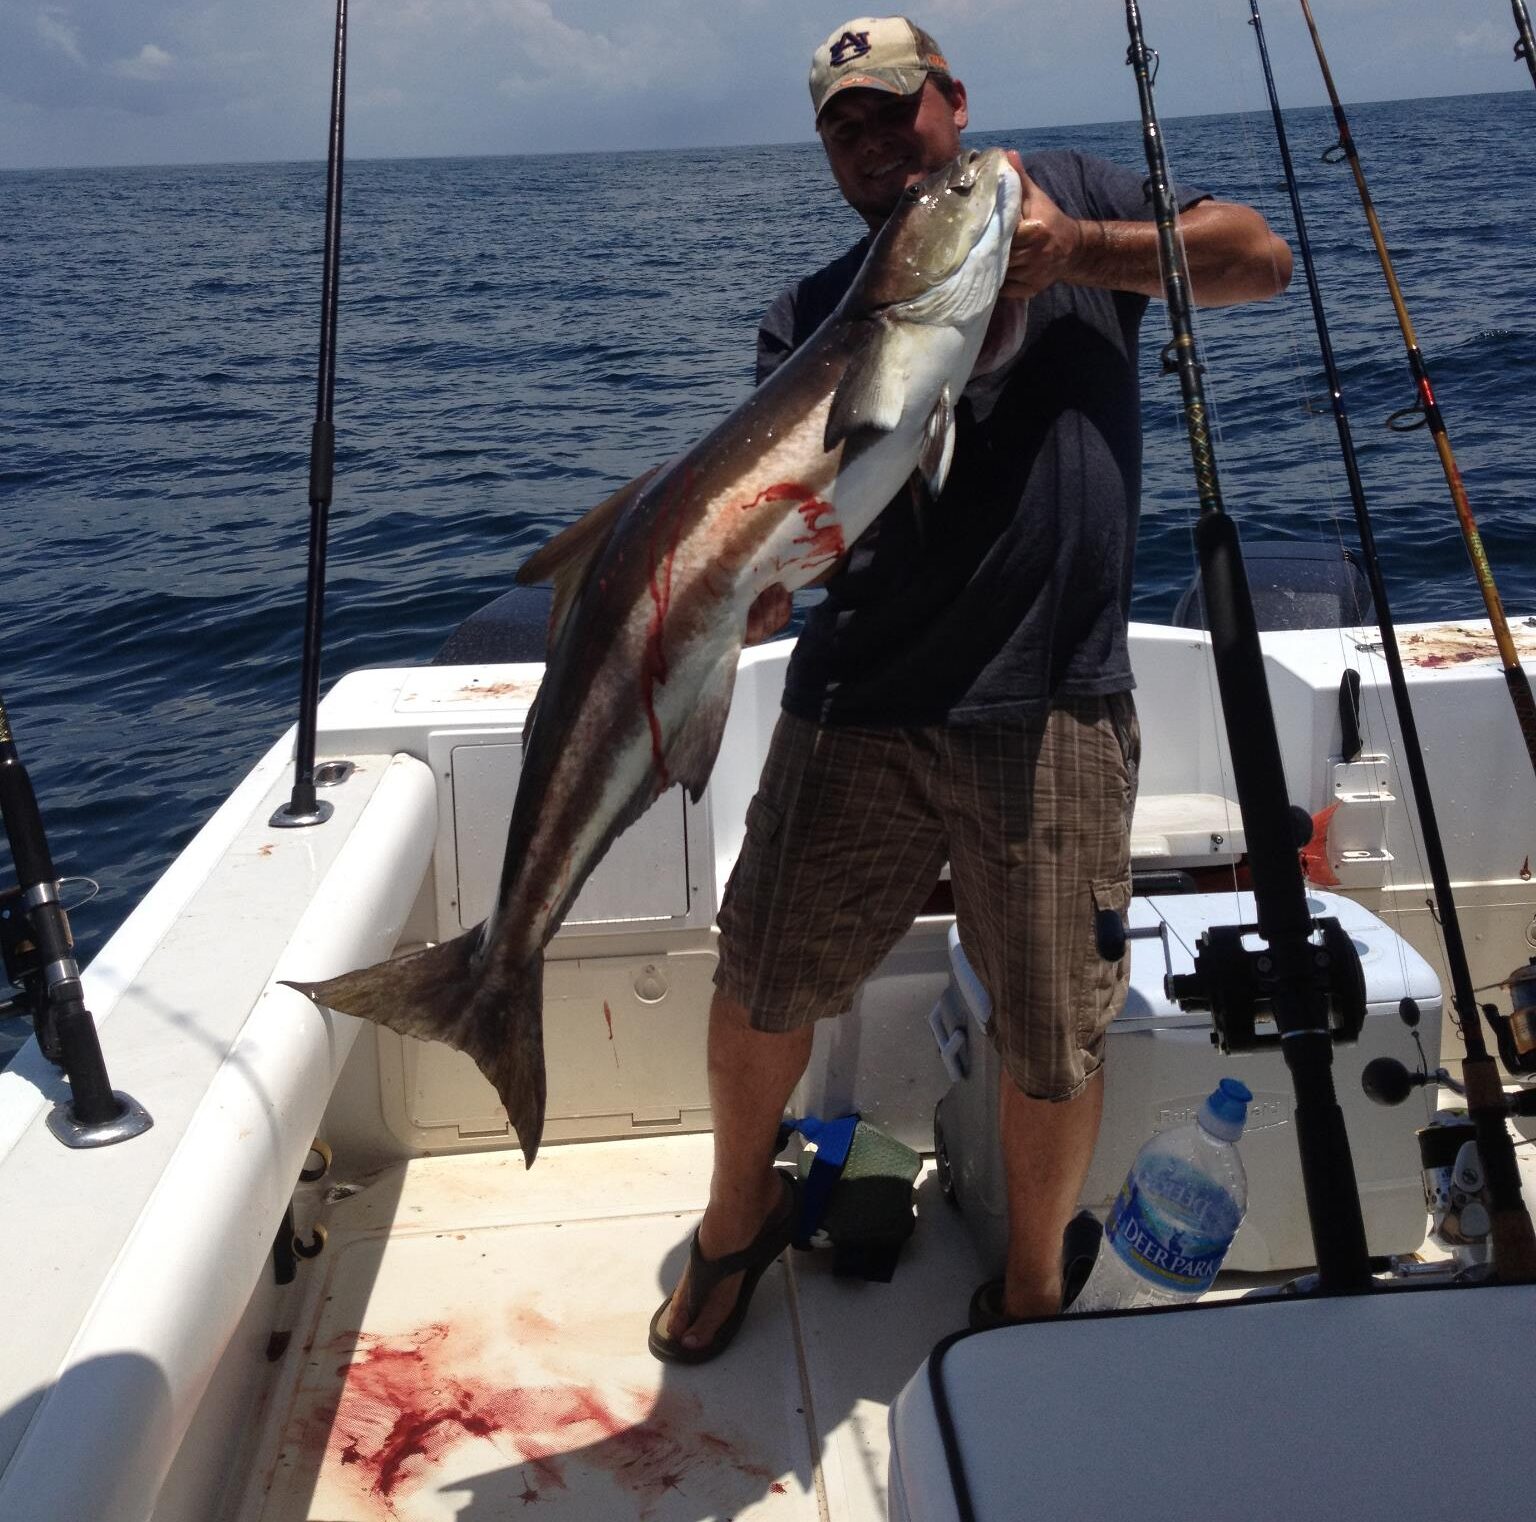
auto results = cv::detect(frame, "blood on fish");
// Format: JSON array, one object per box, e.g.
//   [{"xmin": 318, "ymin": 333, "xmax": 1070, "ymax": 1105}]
[
  {"xmin": 740, "ymin": 481, "xmax": 815, "ymax": 510},
  {"xmin": 640, "ymin": 467, "xmax": 694, "ymax": 783},
  {"xmin": 792, "ymin": 496, "xmax": 845, "ymax": 566}
]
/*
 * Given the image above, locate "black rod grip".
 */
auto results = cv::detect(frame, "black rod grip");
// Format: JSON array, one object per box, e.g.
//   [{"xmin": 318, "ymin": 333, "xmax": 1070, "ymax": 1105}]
[
  {"xmin": 308, "ymin": 419, "xmax": 335, "ymax": 507},
  {"xmin": 1285, "ymin": 1033, "xmax": 1372, "ymax": 1291},
  {"xmin": 1194, "ymin": 512, "xmax": 1312, "ymax": 946}
]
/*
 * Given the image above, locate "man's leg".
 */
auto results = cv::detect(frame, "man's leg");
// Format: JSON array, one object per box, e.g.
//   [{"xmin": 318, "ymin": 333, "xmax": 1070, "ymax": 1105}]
[
  {"xmin": 942, "ymin": 695, "xmax": 1138, "ymax": 1319},
  {"xmin": 654, "ymin": 714, "xmax": 946, "ymax": 1357},
  {"xmin": 660, "ymin": 989, "xmax": 814, "ymax": 1352},
  {"xmin": 999, "ymin": 1067, "xmax": 1104, "ymax": 1318}
]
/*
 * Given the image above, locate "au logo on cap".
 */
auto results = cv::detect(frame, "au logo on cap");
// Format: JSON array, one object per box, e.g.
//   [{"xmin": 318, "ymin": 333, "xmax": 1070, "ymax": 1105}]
[{"xmin": 829, "ymin": 30, "xmax": 872, "ymax": 67}]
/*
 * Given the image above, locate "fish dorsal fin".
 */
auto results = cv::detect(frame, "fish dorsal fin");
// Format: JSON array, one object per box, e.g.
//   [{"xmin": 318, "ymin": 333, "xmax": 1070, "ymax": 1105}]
[
  {"xmin": 824, "ymin": 321, "xmax": 907, "ymax": 452},
  {"xmin": 917, "ymin": 385, "xmax": 955, "ymax": 498},
  {"xmin": 664, "ymin": 643, "xmax": 741, "ymax": 803},
  {"xmin": 515, "ymin": 465, "xmax": 662, "ymax": 649}
]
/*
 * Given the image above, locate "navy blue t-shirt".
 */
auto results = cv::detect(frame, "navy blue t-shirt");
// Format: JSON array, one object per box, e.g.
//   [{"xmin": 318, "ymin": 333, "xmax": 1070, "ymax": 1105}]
[{"xmin": 760, "ymin": 149, "xmax": 1206, "ymax": 727}]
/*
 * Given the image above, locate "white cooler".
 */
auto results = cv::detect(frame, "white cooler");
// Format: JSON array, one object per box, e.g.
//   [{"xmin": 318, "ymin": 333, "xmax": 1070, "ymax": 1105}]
[
  {"xmin": 930, "ymin": 889, "xmax": 1441, "ymax": 1272},
  {"xmin": 887, "ymin": 1282, "xmax": 1536, "ymax": 1522}
]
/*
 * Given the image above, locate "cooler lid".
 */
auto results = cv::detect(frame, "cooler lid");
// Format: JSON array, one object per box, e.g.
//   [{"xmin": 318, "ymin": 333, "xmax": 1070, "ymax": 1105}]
[
  {"xmin": 948, "ymin": 891, "xmax": 1441, "ymax": 1034},
  {"xmin": 889, "ymin": 1283, "xmax": 1536, "ymax": 1522}
]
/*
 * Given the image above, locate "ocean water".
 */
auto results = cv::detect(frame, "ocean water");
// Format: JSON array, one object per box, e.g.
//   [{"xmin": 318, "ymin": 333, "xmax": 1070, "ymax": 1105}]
[{"xmin": 3, "ymin": 90, "xmax": 1535, "ymax": 997}]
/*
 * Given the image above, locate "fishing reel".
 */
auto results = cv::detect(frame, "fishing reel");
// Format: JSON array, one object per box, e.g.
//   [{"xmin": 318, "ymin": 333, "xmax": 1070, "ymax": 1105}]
[
  {"xmin": 1362, "ymin": 963, "xmax": 1536, "ymax": 1105},
  {"xmin": 1483, "ymin": 958, "xmax": 1536, "ymax": 1079},
  {"xmin": 1154, "ymin": 799, "xmax": 1368, "ymax": 1052},
  {"xmin": 0, "ymin": 882, "xmax": 64, "ymax": 1063},
  {"xmin": 1090, "ymin": 869, "xmax": 1367, "ymax": 1054},
  {"xmin": 1166, "ymin": 915, "xmax": 1367, "ymax": 1054}
]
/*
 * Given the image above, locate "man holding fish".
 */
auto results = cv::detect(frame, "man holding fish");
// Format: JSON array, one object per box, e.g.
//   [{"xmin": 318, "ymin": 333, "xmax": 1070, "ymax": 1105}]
[
  {"xmin": 291, "ymin": 9, "xmax": 1291, "ymax": 1359},
  {"xmin": 652, "ymin": 16, "xmax": 1292, "ymax": 1358}
]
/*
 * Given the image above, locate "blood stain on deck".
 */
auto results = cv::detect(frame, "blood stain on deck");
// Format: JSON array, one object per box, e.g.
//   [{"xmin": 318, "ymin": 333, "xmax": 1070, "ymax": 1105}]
[
  {"xmin": 319, "ymin": 1324, "xmax": 780, "ymax": 1515},
  {"xmin": 1396, "ymin": 625, "xmax": 1536, "ymax": 668},
  {"xmin": 448, "ymin": 678, "xmax": 543, "ymax": 702}
]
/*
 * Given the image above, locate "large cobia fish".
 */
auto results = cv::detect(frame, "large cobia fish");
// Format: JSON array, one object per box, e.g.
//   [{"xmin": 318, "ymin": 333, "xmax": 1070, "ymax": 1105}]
[{"xmin": 287, "ymin": 149, "xmax": 1023, "ymax": 1165}]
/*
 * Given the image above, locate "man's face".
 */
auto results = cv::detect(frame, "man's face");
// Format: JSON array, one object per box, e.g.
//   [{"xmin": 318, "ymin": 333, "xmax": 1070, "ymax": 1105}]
[{"xmin": 818, "ymin": 76, "xmax": 970, "ymax": 227}]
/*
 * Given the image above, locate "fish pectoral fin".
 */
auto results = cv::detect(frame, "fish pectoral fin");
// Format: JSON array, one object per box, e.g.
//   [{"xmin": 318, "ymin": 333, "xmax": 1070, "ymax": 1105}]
[
  {"xmin": 664, "ymin": 646, "xmax": 740, "ymax": 803},
  {"xmin": 824, "ymin": 322, "xmax": 907, "ymax": 451},
  {"xmin": 917, "ymin": 385, "xmax": 956, "ymax": 498},
  {"xmin": 516, "ymin": 464, "xmax": 663, "ymax": 653}
]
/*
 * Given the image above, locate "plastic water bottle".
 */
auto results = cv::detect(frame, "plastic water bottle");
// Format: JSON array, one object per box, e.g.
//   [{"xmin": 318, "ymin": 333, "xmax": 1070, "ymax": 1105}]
[{"xmin": 1069, "ymin": 1078, "xmax": 1251, "ymax": 1313}]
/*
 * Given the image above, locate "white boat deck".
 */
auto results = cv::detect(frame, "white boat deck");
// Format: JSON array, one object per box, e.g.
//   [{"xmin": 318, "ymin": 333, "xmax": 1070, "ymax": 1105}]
[
  {"xmin": 237, "ymin": 1126, "xmax": 1536, "ymax": 1522},
  {"xmin": 3, "ymin": 628, "xmax": 1532, "ymax": 1522},
  {"xmin": 240, "ymin": 1136, "xmax": 984, "ymax": 1522}
]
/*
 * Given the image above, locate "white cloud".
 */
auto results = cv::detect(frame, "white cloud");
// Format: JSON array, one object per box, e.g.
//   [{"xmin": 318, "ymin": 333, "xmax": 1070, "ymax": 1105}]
[
  {"xmin": 110, "ymin": 43, "xmax": 174, "ymax": 81},
  {"xmin": 1453, "ymin": 23, "xmax": 1505, "ymax": 54},
  {"xmin": 490, "ymin": 1, "xmax": 631, "ymax": 94},
  {"xmin": 36, "ymin": 6, "xmax": 85, "ymax": 65}
]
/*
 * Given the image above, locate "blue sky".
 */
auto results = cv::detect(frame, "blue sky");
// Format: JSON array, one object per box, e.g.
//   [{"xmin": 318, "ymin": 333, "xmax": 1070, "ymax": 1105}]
[{"xmin": 0, "ymin": 1, "xmax": 1523, "ymax": 170}]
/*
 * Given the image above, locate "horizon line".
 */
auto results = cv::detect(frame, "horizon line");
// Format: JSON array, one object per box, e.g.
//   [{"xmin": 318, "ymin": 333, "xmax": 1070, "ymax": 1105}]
[{"xmin": 0, "ymin": 84, "xmax": 1520, "ymax": 176}]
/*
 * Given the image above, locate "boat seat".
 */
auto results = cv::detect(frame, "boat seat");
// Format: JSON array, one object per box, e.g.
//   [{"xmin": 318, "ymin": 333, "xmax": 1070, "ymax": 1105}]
[
  {"xmin": 434, "ymin": 583, "xmax": 554, "ymax": 663},
  {"xmin": 1129, "ymin": 790, "xmax": 1246, "ymax": 868},
  {"xmin": 1171, "ymin": 539, "xmax": 1374, "ymax": 631},
  {"xmin": 889, "ymin": 1281, "xmax": 1536, "ymax": 1522}
]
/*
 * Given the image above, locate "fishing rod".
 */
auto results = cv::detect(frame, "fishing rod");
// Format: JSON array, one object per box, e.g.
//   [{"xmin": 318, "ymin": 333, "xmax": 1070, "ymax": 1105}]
[
  {"xmin": 1513, "ymin": 0, "xmax": 1536, "ymax": 89},
  {"xmin": 273, "ymin": 0, "xmax": 349, "ymax": 830},
  {"xmin": 1122, "ymin": 0, "xmax": 1373, "ymax": 1293},
  {"xmin": 0, "ymin": 690, "xmax": 152, "ymax": 1146},
  {"xmin": 1298, "ymin": 0, "xmax": 1536, "ymax": 786},
  {"xmin": 1245, "ymin": 0, "xmax": 1536, "ymax": 1281}
]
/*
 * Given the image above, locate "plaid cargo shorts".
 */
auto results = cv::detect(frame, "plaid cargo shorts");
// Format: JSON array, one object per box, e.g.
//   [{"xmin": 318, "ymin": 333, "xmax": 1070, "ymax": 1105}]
[{"xmin": 714, "ymin": 693, "xmax": 1140, "ymax": 1101}]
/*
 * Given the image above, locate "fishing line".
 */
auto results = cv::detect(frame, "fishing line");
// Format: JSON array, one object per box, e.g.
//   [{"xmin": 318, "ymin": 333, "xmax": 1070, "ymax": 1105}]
[
  {"xmin": 1280, "ymin": 0, "xmax": 1536, "ymax": 1278},
  {"xmin": 1299, "ymin": 0, "xmax": 1536, "ymax": 785},
  {"xmin": 1192, "ymin": 11, "xmax": 1521, "ymax": 1012},
  {"xmin": 1120, "ymin": 41, "xmax": 1253, "ymax": 924},
  {"xmin": 1137, "ymin": 29, "xmax": 1327, "ymax": 931},
  {"xmin": 1205, "ymin": 5, "xmax": 1443, "ymax": 1009},
  {"xmin": 1125, "ymin": 0, "xmax": 1377, "ymax": 1292}
]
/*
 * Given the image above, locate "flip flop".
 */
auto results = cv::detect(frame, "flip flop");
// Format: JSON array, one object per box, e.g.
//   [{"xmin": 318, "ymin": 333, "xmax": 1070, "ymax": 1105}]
[
  {"xmin": 968, "ymin": 1210, "xmax": 1104, "ymax": 1330},
  {"xmin": 648, "ymin": 1171, "xmax": 799, "ymax": 1365}
]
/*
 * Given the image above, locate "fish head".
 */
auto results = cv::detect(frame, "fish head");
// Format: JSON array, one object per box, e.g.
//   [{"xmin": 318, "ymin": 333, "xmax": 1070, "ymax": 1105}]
[{"xmin": 847, "ymin": 148, "xmax": 1022, "ymax": 321}]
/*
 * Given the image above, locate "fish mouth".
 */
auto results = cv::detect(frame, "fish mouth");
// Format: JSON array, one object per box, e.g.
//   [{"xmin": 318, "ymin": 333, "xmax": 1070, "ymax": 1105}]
[
  {"xmin": 951, "ymin": 147, "xmax": 1009, "ymax": 204},
  {"xmin": 848, "ymin": 146, "xmax": 1020, "ymax": 313}
]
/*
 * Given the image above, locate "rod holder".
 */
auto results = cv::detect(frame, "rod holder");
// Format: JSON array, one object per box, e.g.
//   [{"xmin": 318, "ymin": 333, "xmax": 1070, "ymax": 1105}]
[
  {"xmin": 270, "ymin": 758, "xmax": 353, "ymax": 829},
  {"xmin": 1, "ymin": 694, "xmax": 154, "ymax": 1149}
]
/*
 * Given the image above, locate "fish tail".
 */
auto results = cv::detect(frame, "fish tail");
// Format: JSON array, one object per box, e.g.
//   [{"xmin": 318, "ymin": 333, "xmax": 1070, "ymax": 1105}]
[{"xmin": 282, "ymin": 931, "xmax": 548, "ymax": 1167}]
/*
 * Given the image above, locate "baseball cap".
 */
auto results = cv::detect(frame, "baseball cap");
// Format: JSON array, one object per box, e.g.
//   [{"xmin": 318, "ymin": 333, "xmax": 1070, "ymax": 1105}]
[{"xmin": 809, "ymin": 16, "xmax": 951, "ymax": 121}]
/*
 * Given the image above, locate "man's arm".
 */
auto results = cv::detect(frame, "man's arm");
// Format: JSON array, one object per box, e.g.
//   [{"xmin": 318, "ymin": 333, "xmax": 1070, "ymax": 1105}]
[{"xmin": 1000, "ymin": 151, "xmax": 1292, "ymax": 309}]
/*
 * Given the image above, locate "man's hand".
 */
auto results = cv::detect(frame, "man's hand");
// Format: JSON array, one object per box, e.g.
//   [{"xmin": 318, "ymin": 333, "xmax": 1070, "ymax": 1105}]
[
  {"xmin": 998, "ymin": 148, "xmax": 1292, "ymax": 307},
  {"xmin": 1001, "ymin": 150, "xmax": 1085, "ymax": 301},
  {"xmin": 745, "ymin": 583, "xmax": 792, "ymax": 644}
]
